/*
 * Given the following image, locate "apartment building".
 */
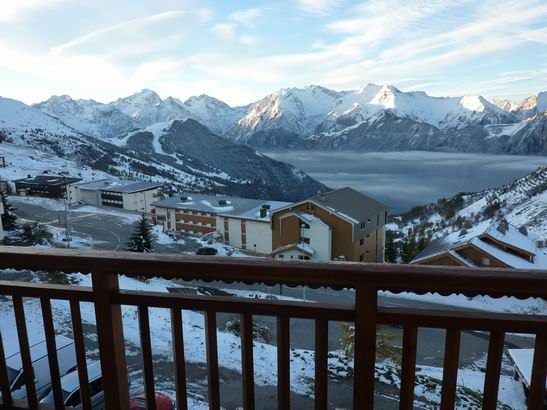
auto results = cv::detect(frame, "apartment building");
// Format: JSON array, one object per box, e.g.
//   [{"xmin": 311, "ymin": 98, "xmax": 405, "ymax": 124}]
[
  {"xmin": 67, "ymin": 179, "xmax": 163, "ymax": 213},
  {"xmin": 14, "ymin": 175, "xmax": 82, "ymax": 198},
  {"xmin": 270, "ymin": 188, "xmax": 388, "ymax": 262},
  {"xmin": 153, "ymin": 194, "xmax": 290, "ymax": 254},
  {"xmin": 218, "ymin": 200, "xmax": 291, "ymax": 254}
]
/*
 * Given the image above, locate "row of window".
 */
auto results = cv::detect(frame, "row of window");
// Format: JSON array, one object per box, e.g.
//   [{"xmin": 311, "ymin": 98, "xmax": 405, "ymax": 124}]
[
  {"xmin": 179, "ymin": 220, "xmax": 215, "ymax": 227},
  {"xmin": 277, "ymin": 254, "xmax": 310, "ymax": 260},
  {"xmin": 177, "ymin": 209, "xmax": 215, "ymax": 217}
]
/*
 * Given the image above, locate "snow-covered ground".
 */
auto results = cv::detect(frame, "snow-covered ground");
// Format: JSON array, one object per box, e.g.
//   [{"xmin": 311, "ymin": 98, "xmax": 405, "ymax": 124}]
[
  {"xmin": 381, "ymin": 290, "xmax": 547, "ymax": 315},
  {"xmin": 0, "ymin": 143, "xmax": 111, "ymax": 184}
]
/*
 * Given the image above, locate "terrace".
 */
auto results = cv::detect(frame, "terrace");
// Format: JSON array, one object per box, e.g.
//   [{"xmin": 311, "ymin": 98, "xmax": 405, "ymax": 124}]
[{"xmin": 0, "ymin": 246, "xmax": 545, "ymax": 409}]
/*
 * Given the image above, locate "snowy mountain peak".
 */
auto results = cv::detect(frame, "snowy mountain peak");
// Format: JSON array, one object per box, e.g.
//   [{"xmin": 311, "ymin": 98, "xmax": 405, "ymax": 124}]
[
  {"xmin": 117, "ymin": 88, "xmax": 162, "ymax": 107},
  {"xmin": 459, "ymin": 95, "xmax": 489, "ymax": 112}
]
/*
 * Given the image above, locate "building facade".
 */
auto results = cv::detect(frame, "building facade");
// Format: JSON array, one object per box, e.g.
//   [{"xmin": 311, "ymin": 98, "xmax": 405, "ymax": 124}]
[
  {"xmin": 14, "ymin": 175, "xmax": 81, "ymax": 198},
  {"xmin": 153, "ymin": 194, "xmax": 290, "ymax": 254},
  {"xmin": 270, "ymin": 188, "xmax": 388, "ymax": 262},
  {"xmin": 67, "ymin": 179, "xmax": 163, "ymax": 213}
]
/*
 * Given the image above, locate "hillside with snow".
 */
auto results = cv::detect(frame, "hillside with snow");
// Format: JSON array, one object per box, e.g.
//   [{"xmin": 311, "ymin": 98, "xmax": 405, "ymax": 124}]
[
  {"xmin": 0, "ymin": 97, "xmax": 327, "ymax": 201},
  {"xmin": 389, "ymin": 166, "xmax": 547, "ymax": 244},
  {"xmin": 32, "ymin": 85, "xmax": 547, "ymax": 155}
]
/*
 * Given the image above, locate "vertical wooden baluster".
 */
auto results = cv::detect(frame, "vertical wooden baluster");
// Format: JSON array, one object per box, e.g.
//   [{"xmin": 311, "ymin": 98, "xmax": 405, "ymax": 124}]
[
  {"xmin": 12, "ymin": 295, "xmax": 38, "ymax": 408},
  {"xmin": 399, "ymin": 325, "xmax": 418, "ymax": 410},
  {"xmin": 138, "ymin": 305, "xmax": 156, "ymax": 410},
  {"xmin": 482, "ymin": 331, "xmax": 505, "ymax": 410},
  {"xmin": 0, "ymin": 325, "xmax": 12, "ymax": 405},
  {"xmin": 70, "ymin": 300, "xmax": 91, "ymax": 410},
  {"xmin": 528, "ymin": 333, "xmax": 547, "ymax": 410},
  {"xmin": 92, "ymin": 271, "xmax": 129, "ymax": 410},
  {"xmin": 41, "ymin": 298, "xmax": 63, "ymax": 409},
  {"xmin": 205, "ymin": 311, "xmax": 220, "ymax": 410},
  {"xmin": 314, "ymin": 319, "xmax": 328, "ymax": 410},
  {"xmin": 277, "ymin": 316, "xmax": 290, "ymax": 409},
  {"xmin": 240, "ymin": 313, "xmax": 255, "ymax": 410},
  {"xmin": 440, "ymin": 329, "xmax": 460, "ymax": 410},
  {"xmin": 171, "ymin": 309, "xmax": 188, "ymax": 410},
  {"xmin": 353, "ymin": 285, "xmax": 377, "ymax": 409}
]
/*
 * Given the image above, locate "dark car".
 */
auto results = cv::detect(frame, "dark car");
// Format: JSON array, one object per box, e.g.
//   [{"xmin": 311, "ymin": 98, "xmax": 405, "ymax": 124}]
[{"xmin": 196, "ymin": 247, "xmax": 218, "ymax": 255}]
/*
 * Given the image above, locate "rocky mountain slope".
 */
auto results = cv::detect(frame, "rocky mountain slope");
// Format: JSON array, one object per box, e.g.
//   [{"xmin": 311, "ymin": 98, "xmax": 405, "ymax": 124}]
[
  {"xmin": 0, "ymin": 97, "xmax": 326, "ymax": 201},
  {"xmin": 389, "ymin": 166, "xmax": 547, "ymax": 243},
  {"xmin": 34, "ymin": 85, "xmax": 547, "ymax": 155}
]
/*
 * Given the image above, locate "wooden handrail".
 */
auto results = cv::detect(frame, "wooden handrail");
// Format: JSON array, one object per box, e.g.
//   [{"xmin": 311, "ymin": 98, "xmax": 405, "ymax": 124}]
[
  {"xmin": 0, "ymin": 246, "xmax": 546, "ymax": 298},
  {"xmin": 0, "ymin": 246, "xmax": 545, "ymax": 410}
]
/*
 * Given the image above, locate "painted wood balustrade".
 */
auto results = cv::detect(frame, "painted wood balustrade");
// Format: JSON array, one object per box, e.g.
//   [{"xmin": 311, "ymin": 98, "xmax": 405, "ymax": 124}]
[{"xmin": 0, "ymin": 246, "xmax": 545, "ymax": 409}]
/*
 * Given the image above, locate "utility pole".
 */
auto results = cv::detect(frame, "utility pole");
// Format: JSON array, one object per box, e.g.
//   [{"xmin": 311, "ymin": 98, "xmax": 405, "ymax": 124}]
[{"xmin": 63, "ymin": 178, "xmax": 71, "ymax": 248}]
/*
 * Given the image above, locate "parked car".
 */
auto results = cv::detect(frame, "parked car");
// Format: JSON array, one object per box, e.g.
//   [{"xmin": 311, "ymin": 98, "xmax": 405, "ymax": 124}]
[
  {"xmin": 6, "ymin": 335, "xmax": 77, "ymax": 400},
  {"xmin": 196, "ymin": 246, "xmax": 218, "ymax": 255},
  {"xmin": 40, "ymin": 361, "xmax": 175, "ymax": 409},
  {"xmin": 130, "ymin": 392, "xmax": 174, "ymax": 410}
]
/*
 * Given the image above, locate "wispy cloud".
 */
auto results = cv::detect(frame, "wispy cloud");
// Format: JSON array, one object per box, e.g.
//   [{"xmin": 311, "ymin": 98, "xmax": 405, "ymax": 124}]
[
  {"xmin": 295, "ymin": 0, "xmax": 344, "ymax": 16},
  {"xmin": 51, "ymin": 9, "xmax": 212, "ymax": 61},
  {"xmin": 0, "ymin": 0, "xmax": 68, "ymax": 22},
  {"xmin": 229, "ymin": 7, "xmax": 267, "ymax": 26}
]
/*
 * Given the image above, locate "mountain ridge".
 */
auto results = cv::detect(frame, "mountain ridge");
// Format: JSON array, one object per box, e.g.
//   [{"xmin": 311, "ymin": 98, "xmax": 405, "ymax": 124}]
[
  {"xmin": 0, "ymin": 97, "xmax": 327, "ymax": 201},
  {"xmin": 30, "ymin": 84, "xmax": 547, "ymax": 155}
]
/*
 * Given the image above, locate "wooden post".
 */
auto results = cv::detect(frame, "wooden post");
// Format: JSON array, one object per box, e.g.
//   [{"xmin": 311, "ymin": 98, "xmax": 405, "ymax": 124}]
[
  {"xmin": 92, "ymin": 271, "xmax": 129, "ymax": 410},
  {"xmin": 353, "ymin": 284, "xmax": 377, "ymax": 409}
]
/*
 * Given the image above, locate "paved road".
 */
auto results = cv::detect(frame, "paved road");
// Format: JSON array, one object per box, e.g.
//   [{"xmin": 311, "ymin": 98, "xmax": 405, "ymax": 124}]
[{"xmin": 10, "ymin": 198, "xmax": 200, "ymax": 254}]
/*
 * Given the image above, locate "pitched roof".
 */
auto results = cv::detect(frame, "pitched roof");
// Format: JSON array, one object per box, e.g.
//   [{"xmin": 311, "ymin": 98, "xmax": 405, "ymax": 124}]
[
  {"xmin": 412, "ymin": 219, "xmax": 547, "ymax": 270},
  {"xmin": 75, "ymin": 179, "xmax": 163, "ymax": 193},
  {"xmin": 309, "ymin": 187, "xmax": 388, "ymax": 224},
  {"xmin": 153, "ymin": 194, "xmax": 290, "ymax": 221},
  {"xmin": 271, "ymin": 242, "xmax": 315, "ymax": 256}
]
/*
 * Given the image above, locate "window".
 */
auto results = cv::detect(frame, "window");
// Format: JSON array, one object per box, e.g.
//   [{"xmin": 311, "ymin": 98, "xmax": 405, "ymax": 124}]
[
  {"xmin": 300, "ymin": 237, "xmax": 310, "ymax": 244},
  {"xmin": 89, "ymin": 377, "xmax": 103, "ymax": 396},
  {"xmin": 359, "ymin": 238, "xmax": 364, "ymax": 245},
  {"xmin": 359, "ymin": 254, "xmax": 364, "ymax": 261},
  {"xmin": 361, "ymin": 222, "xmax": 366, "ymax": 229},
  {"xmin": 65, "ymin": 391, "xmax": 82, "ymax": 407},
  {"xmin": 368, "ymin": 218, "xmax": 371, "ymax": 223},
  {"xmin": 10, "ymin": 372, "xmax": 25, "ymax": 391},
  {"xmin": 482, "ymin": 257, "xmax": 490, "ymax": 266},
  {"xmin": 304, "ymin": 256, "xmax": 310, "ymax": 260},
  {"xmin": 298, "ymin": 255, "xmax": 304, "ymax": 260},
  {"xmin": 278, "ymin": 254, "xmax": 284, "ymax": 259}
]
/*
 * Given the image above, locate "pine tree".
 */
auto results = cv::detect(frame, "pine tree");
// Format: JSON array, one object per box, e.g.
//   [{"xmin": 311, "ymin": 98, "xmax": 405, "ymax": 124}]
[
  {"xmin": 1, "ymin": 194, "xmax": 17, "ymax": 230},
  {"xmin": 401, "ymin": 234, "xmax": 417, "ymax": 264},
  {"xmin": 385, "ymin": 232, "xmax": 397, "ymax": 263},
  {"xmin": 126, "ymin": 214, "xmax": 154, "ymax": 253}
]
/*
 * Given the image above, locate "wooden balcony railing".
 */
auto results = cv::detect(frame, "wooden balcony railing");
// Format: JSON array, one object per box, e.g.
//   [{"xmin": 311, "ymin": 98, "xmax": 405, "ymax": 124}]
[{"xmin": 0, "ymin": 246, "xmax": 545, "ymax": 409}]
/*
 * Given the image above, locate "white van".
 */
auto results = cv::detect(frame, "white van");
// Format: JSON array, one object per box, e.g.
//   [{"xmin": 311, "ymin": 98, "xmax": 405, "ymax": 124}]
[{"xmin": 6, "ymin": 335, "xmax": 77, "ymax": 400}]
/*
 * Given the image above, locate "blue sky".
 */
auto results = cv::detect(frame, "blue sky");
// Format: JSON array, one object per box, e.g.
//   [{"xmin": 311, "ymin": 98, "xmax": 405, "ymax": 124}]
[{"xmin": 1, "ymin": 0, "xmax": 546, "ymax": 105}]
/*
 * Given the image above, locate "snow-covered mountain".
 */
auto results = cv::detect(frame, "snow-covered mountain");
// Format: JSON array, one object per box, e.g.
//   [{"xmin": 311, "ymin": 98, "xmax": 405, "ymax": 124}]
[
  {"xmin": 0, "ymin": 97, "xmax": 327, "ymax": 201},
  {"xmin": 32, "ymin": 85, "xmax": 547, "ymax": 155},
  {"xmin": 390, "ymin": 166, "xmax": 547, "ymax": 243},
  {"xmin": 34, "ymin": 90, "xmax": 244, "ymax": 140}
]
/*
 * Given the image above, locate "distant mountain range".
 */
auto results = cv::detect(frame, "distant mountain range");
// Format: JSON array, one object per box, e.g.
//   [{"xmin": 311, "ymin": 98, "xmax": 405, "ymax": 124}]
[
  {"xmin": 0, "ymin": 97, "xmax": 326, "ymax": 201},
  {"xmin": 33, "ymin": 84, "xmax": 547, "ymax": 155}
]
